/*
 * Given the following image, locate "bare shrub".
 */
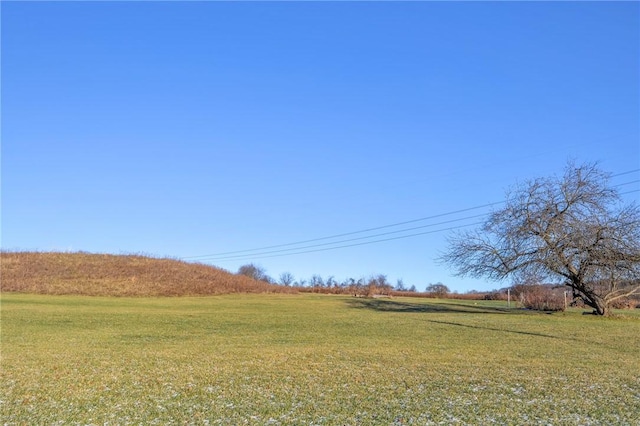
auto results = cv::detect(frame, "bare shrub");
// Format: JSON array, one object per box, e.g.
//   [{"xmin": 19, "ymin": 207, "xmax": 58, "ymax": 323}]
[
  {"xmin": 512, "ymin": 284, "xmax": 566, "ymax": 312},
  {"xmin": 425, "ymin": 283, "xmax": 450, "ymax": 298},
  {"xmin": 482, "ymin": 291, "xmax": 507, "ymax": 301},
  {"xmin": 608, "ymin": 297, "xmax": 639, "ymax": 310}
]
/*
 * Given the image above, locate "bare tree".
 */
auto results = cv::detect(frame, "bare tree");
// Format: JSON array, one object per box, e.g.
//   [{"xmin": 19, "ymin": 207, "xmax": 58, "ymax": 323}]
[
  {"xmin": 325, "ymin": 275, "xmax": 337, "ymax": 288},
  {"xmin": 366, "ymin": 274, "xmax": 392, "ymax": 296},
  {"xmin": 441, "ymin": 162, "xmax": 640, "ymax": 316},
  {"xmin": 278, "ymin": 272, "xmax": 295, "ymax": 286},
  {"xmin": 237, "ymin": 263, "xmax": 271, "ymax": 283},
  {"xmin": 425, "ymin": 282, "xmax": 450, "ymax": 298},
  {"xmin": 310, "ymin": 274, "xmax": 324, "ymax": 291}
]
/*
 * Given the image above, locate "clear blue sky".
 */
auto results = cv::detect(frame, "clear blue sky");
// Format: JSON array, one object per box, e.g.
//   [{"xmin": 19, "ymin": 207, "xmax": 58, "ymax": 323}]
[{"xmin": 2, "ymin": 1, "xmax": 639, "ymax": 292}]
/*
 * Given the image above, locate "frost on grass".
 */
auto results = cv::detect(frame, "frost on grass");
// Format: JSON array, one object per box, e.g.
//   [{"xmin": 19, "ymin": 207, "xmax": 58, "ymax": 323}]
[
  {"xmin": 2, "ymin": 293, "xmax": 639, "ymax": 425},
  {"xmin": 5, "ymin": 370, "xmax": 638, "ymax": 425}
]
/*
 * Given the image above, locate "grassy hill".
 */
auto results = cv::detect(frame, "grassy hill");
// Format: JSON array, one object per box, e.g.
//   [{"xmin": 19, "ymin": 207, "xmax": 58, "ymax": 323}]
[{"xmin": 0, "ymin": 251, "xmax": 292, "ymax": 296}]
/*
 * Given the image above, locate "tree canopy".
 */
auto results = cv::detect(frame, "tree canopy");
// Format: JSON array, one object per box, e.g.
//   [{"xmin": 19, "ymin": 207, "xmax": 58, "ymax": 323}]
[{"xmin": 441, "ymin": 162, "xmax": 640, "ymax": 316}]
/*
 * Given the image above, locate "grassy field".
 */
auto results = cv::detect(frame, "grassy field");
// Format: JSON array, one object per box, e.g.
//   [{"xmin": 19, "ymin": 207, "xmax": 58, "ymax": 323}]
[{"xmin": 2, "ymin": 293, "xmax": 639, "ymax": 425}]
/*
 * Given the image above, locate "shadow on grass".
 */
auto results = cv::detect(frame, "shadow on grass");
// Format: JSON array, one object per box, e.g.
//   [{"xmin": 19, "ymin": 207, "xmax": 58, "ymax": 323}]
[
  {"xmin": 347, "ymin": 298, "xmax": 584, "ymax": 342},
  {"xmin": 346, "ymin": 298, "xmax": 512, "ymax": 314},
  {"xmin": 422, "ymin": 318, "xmax": 581, "ymax": 342}
]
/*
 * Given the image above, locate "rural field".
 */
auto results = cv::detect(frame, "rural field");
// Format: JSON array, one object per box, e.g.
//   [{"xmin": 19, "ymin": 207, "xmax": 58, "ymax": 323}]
[{"xmin": 2, "ymin": 293, "xmax": 639, "ymax": 425}]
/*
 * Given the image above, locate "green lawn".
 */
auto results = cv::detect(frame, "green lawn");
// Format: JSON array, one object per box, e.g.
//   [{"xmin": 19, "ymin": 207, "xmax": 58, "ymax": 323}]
[{"xmin": 2, "ymin": 293, "xmax": 639, "ymax": 425}]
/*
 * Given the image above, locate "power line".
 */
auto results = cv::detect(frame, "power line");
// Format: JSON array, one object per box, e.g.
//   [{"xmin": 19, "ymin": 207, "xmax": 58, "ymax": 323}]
[
  {"xmin": 184, "ymin": 168, "xmax": 640, "ymax": 262},
  {"xmin": 214, "ymin": 221, "xmax": 486, "ymax": 262},
  {"xmin": 614, "ymin": 179, "xmax": 640, "ymax": 187},
  {"xmin": 203, "ymin": 213, "xmax": 488, "ymax": 261},
  {"xmin": 612, "ymin": 169, "xmax": 640, "ymax": 178},
  {"xmin": 613, "ymin": 180, "xmax": 640, "ymax": 190},
  {"xmin": 184, "ymin": 201, "xmax": 503, "ymax": 259}
]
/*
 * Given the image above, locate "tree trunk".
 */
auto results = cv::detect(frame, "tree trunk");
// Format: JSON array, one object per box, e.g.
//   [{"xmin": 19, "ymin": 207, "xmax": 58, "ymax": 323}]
[
  {"xmin": 590, "ymin": 297, "xmax": 609, "ymax": 316},
  {"xmin": 582, "ymin": 292, "xmax": 609, "ymax": 316},
  {"xmin": 569, "ymin": 281, "xmax": 610, "ymax": 316}
]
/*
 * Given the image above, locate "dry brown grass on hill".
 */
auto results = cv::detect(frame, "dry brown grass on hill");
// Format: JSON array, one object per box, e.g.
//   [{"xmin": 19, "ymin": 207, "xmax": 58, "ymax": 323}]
[{"xmin": 0, "ymin": 251, "xmax": 295, "ymax": 296}]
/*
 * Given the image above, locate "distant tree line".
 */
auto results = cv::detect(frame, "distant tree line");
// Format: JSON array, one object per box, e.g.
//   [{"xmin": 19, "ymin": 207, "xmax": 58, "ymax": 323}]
[
  {"xmin": 236, "ymin": 264, "xmax": 419, "ymax": 296},
  {"xmin": 235, "ymin": 262, "xmax": 639, "ymax": 311},
  {"xmin": 236, "ymin": 264, "xmax": 460, "ymax": 299}
]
